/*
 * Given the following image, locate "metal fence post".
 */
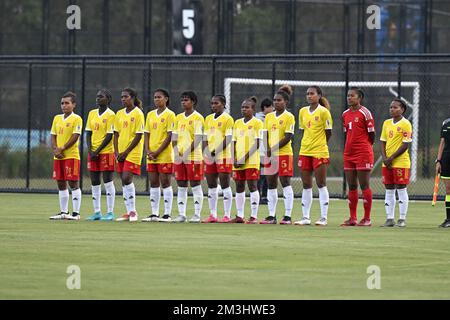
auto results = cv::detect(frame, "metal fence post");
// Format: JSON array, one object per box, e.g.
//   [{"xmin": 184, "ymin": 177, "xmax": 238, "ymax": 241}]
[
  {"xmin": 212, "ymin": 56, "xmax": 216, "ymax": 97},
  {"xmin": 80, "ymin": 57, "xmax": 86, "ymax": 191},
  {"xmin": 271, "ymin": 62, "xmax": 276, "ymax": 97},
  {"xmin": 26, "ymin": 63, "xmax": 33, "ymax": 190},
  {"xmin": 342, "ymin": 56, "xmax": 350, "ymax": 199},
  {"xmin": 397, "ymin": 62, "xmax": 402, "ymax": 98}
]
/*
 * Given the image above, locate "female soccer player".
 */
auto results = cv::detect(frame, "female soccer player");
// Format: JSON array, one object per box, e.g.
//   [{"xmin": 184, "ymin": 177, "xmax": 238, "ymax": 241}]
[
  {"xmin": 114, "ymin": 88, "xmax": 145, "ymax": 222},
  {"xmin": 380, "ymin": 99, "xmax": 412, "ymax": 228},
  {"xmin": 260, "ymin": 85, "xmax": 296, "ymax": 225},
  {"xmin": 172, "ymin": 91, "xmax": 205, "ymax": 223},
  {"xmin": 341, "ymin": 87, "xmax": 375, "ymax": 227},
  {"xmin": 436, "ymin": 116, "xmax": 450, "ymax": 228},
  {"xmin": 231, "ymin": 97, "xmax": 264, "ymax": 223},
  {"xmin": 85, "ymin": 90, "xmax": 116, "ymax": 221},
  {"xmin": 295, "ymin": 86, "xmax": 332, "ymax": 226},
  {"xmin": 49, "ymin": 92, "xmax": 83, "ymax": 220},
  {"xmin": 142, "ymin": 89, "xmax": 176, "ymax": 223},
  {"xmin": 203, "ymin": 95, "xmax": 234, "ymax": 223}
]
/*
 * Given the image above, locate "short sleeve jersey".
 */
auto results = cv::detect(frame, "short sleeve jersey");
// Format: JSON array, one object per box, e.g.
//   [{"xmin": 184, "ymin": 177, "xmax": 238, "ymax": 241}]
[
  {"xmin": 342, "ymin": 106, "xmax": 375, "ymax": 158},
  {"xmin": 298, "ymin": 105, "xmax": 333, "ymax": 158},
  {"xmin": 173, "ymin": 111, "xmax": 204, "ymax": 162},
  {"xmin": 144, "ymin": 108, "xmax": 176, "ymax": 164},
  {"xmin": 204, "ymin": 112, "xmax": 234, "ymax": 160},
  {"xmin": 380, "ymin": 117, "xmax": 412, "ymax": 168},
  {"xmin": 85, "ymin": 108, "xmax": 115, "ymax": 154},
  {"xmin": 233, "ymin": 117, "xmax": 263, "ymax": 170},
  {"xmin": 114, "ymin": 107, "xmax": 145, "ymax": 166},
  {"xmin": 441, "ymin": 118, "xmax": 450, "ymax": 155},
  {"xmin": 50, "ymin": 113, "xmax": 83, "ymax": 160},
  {"xmin": 264, "ymin": 110, "xmax": 295, "ymax": 156}
]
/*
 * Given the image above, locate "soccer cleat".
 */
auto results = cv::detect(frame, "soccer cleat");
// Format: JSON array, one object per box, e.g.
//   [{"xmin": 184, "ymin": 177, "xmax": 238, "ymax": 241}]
[
  {"xmin": 172, "ymin": 215, "xmax": 187, "ymax": 223},
  {"xmin": 260, "ymin": 216, "xmax": 277, "ymax": 224},
  {"xmin": 246, "ymin": 216, "xmax": 258, "ymax": 224},
  {"xmin": 65, "ymin": 213, "xmax": 80, "ymax": 221},
  {"xmin": 294, "ymin": 217, "xmax": 311, "ymax": 226},
  {"xmin": 49, "ymin": 212, "xmax": 68, "ymax": 220},
  {"xmin": 259, "ymin": 198, "xmax": 268, "ymax": 205},
  {"xmin": 129, "ymin": 211, "xmax": 138, "ymax": 222},
  {"xmin": 315, "ymin": 217, "xmax": 328, "ymax": 226},
  {"xmin": 116, "ymin": 213, "xmax": 130, "ymax": 222},
  {"xmin": 189, "ymin": 215, "xmax": 201, "ymax": 223},
  {"xmin": 439, "ymin": 219, "xmax": 450, "ymax": 228},
  {"xmin": 340, "ymin": 218, "xmax": 358, "ymax": 226},
  {"xmin": 100, "ymin": 212, "xmax": 115, "ymax": 221},
  {"xmin": 158, "ymin": 214, "xmax": 172, "ymax": 222},
  {"xmin": 395, "ymin": 219, "xmax": 406, "ymax": 228},
  {"xmin": 357, "ymin": 218, "xmax": 372, "ymax": 227},
  {"xmin": 202, "ymin": 214, "xmax": 218, "ymax": 223},
  {"xmin": 218, "ymin": 216, "xmax": 231, "ymax": 223},
  {"xmin": 141, "ymin": 214, "xmax": 160, "ymax": 222},
  {"xmin": 280, "ymin": 216, "xmax": 292, "ymax": 225},
  {"xmin": 229, "ymin": 216, "xmax": 245, "ymax": 223},
  {"xmin": 381, "ymin": 219, "xmax": 395, "ymax": 227},
  {"xmin": 86, "ymin": 212, "xmax": 102, "ymax": 221}
]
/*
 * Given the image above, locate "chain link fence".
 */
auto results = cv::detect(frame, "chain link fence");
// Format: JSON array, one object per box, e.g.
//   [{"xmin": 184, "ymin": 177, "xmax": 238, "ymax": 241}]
[{"xmin": 0, "ymin": 54, "xmax": 449, "ymax": 199}]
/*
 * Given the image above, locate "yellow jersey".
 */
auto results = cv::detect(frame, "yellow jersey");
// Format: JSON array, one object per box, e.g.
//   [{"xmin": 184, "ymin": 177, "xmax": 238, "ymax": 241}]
[
  {"xmin": 298, "ymin": 105, "xmax": 333, "ymax": 158},
  {"xmin": 85, "ymin": 108, "xmax": 115, "ymax": 154},
  {"xmin": 264, "ymin": 110, "xmax": 295, "ymax": 156},
  {"xmin": 380, "ymin": 117, "xmax": 412, "ymax": 168},
  {"xmin": 144, "ymin": 108, "xmax": 176, "ymax": 164},
  {"xmin": 233, "ymin": 117, "xmax": 263, "ymax": 170},
  {"xmin": 114, "ymin": 107, "xmax": 145, "ymax": 165},
  {"xmin": 173, "ymin": 111, "xmax": 204, "ymax": 162},
  {"xmin": 205, "ymin": 112, "xmax": 234, "ymax": 160},
  {"xmin": 50, "ymin": 113, "xmax": 83, "ymax": 160}
]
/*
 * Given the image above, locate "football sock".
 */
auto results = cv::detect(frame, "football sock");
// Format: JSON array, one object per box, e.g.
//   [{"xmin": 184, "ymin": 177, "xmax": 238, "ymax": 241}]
[
  {"xmin": 59, "ymin": 189, "xmax": 69, "ymax": 213},
  {"xmin": 446, "ymin": 195, "xmax": 450, "ymax": 220},
  {"xmin": 267, "ymin": 188, "xmax": 278, "ymax": 217},
  {"xmin": 192, "ymin": 185, "xmax": 203, "ymax": 217},
  {"xmin": 150, "ymin": 187, "xmax": 161, "ymax": 216},
  {"xmin": 250, "ymin": 190, "xmax": 260, "ymax": 218},
  {"xmin": 384, "ymin": 189, "xmax": 396, "ymax": 219},
  {"xmin": 91, "ymin": 184, "xmax": 101, "ymax": 213},
  {"xmin": 318, "ymin": 186, "xmax": 329, "ymax": 219},
  {"xmin": 236, "ymin": 192, "xmax": 245, "ymax": 218},
  {"xmin": 362, "ymin": 188, "xmax": 372, "ymax": 220},
  {"xmin": 104, "ymin": 181, "xmax": 115, "ymax": 213},
  {"xmin": 222, "ymin": 187, "xmax": 233, "ymax": 218},
  {"xmin": 123, "ymin": 183, "xmax": 136, "ymax": 213},
  {"xmin": 283, "ymin": 185, "xmax": 293, "ymax": 217},
  {"xmin": 397, "ymin": 188, "xmax": 409, "ymax": 220},
  {"xmin": 301, "ymin": 188, "xmax": 313, "ymax": 219},
  {"xmin": 177, "ymin": 187, "xmax": 188, "ymax": 217},
  {"xmin": 348, "ymin": 189, "xmax": 358, "ymax": 220},
  {"xmin": 72, "ymin": 188, "xmax": 82, "ymax": 214},
  {"xmin": 207, "ymin": 187, "xmax": 218, "ymax": 217},
  {"xmin": 162, "ymin": 186, "xmax": 173, "ymax": 216}
]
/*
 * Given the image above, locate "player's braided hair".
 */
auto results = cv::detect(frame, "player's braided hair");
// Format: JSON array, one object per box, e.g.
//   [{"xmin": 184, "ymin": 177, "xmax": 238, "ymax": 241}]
[{"xmin": 155, "ymin": 88, "xmax": 170, "ymax": 106}]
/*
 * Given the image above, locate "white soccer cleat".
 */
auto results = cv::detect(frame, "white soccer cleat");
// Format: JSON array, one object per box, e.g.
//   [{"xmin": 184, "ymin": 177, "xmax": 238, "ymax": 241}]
[
  {"xmin": 294, "ymin": 217, "xmax": 311, "ymax": 226},
  {"xmin": 172, "ymin": 215, "xmax": 187, "ymax": 223},
  {"xmin": 141, "ymin": 214, "xmax": 159, "ymax": 222},
  {"xmin": 65, "ymin": 213, "xmax": 81, "ymax": 221},
  {"xmin": 189, "ymin": 215, "xmax": 201, "ymax": 223},
  {"xmin": 49, "ymin": 213, "xmax": 68, "ymax": 220},
  {"xmin": 315, "ymin": 217, "xmax": 327, "ymax": 226},
  {"xmin": 129, "ymin": 211, "xmax": 138, "ymax": 222},
  {"xmin": 116, "ymin": 213, "xmax": 130, "ymax": 222},
  {"xmin": 158, "ymin": 214, "xmax": 172, "ymax": 222}
]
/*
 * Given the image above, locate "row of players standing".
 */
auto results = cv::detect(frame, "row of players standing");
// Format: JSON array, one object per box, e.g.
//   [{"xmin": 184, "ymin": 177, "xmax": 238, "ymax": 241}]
[{"xmin": 48, "ymin": 85, "xmax": 450, "ymax": 227}]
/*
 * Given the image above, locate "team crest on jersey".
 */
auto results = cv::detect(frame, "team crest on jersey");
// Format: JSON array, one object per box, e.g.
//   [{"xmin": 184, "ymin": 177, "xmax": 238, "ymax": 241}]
[
  {"xmin": 397, "ymin": 127, "xmax": 402, "ymax": 132},
  {"xmin": 161, "ymin": 118, "xmax": 165, "ymax": 122},
  {"xmin": 248, "ymin": 126, "xmax": 253, "ymax": 129},
  {"xmin": 66, "ymin": 123, "xmax": 70, "ymax": 127},
  {"xmin": 354, "ymin": 117, "xmax": 359, "ymax": 122},
  {"xmin": 218, "ymin": 122, "xmax": 222, "ymax": 127},
  {"xmin": 131, "ymin": 117, "xmax": 135, "ymax": 122},
  {"xmin": 189, "ymin": 121, "xmax": 192, "ymax": 125},
  {"xmin": 103, "ymin": 119, "xmax": 107, "ymax": 123},
  {"xmin": 315, "ymin": 116, "xmax": 319, "ymax": 121},
  {"xmin": 279, "ymin": 120, "xmax": 284, "ymax": 124}
]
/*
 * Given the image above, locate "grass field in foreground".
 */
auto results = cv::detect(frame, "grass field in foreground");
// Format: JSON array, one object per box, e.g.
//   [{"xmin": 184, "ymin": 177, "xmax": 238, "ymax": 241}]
[{"xmin": 0, "ymin": 193, "xmax": 449, "ymax": 300}]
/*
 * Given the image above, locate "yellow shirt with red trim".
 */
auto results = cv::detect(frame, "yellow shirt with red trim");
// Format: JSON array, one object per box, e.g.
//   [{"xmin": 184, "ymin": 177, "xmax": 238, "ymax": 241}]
[
  {"xmin": 264, "ymin": 110, "xmax": 295, "ymax": 156},
  {"xmin": 144, "ymin": 108, "xmax": 175, "ymax": 164},
  {"xmin": 205, "ymin": 112, "xmax": 234, "ymax": 160},
  {"xmin": 298, "ymin": 105, "xmax": 333, "ymax": 158},
  {"xmin": 85, "ymin": 108, "xmax": 115, "ymax": 154},
  {"xmin": 114, "ymin": 107, "xmax": 145, "ymax": 166},
  {"xmin": 233, "ymin": 117, "xmax": 263, "ymax": 170},
  {"xmin": 173, "ymin": 111, "xmax": 204, "ymax": 162},
  {"xmin": 380, "ymin": 117, "xmax": 412, "ymax": 168},
  {"xmin": 50, "ymin": 113, "xmax": 83, "ymax": 160}
]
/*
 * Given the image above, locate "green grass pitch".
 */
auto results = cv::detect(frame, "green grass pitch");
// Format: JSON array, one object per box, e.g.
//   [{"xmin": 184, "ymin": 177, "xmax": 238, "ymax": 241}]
[{"xmin": 0, "ymin": 193, "xmax": 449, "ymax": 299}]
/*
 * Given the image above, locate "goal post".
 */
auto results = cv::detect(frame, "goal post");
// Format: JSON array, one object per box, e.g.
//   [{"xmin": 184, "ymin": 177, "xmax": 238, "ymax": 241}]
[{"xmin": 224, "ymin": 78, "xmax": 420, "ymax": 182}]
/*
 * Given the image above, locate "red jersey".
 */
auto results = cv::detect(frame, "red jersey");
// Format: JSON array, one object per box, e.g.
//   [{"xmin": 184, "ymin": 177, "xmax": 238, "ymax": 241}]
[{"xmin": 342, "ymin": 106, "xmax": 375, "ymax": 158}]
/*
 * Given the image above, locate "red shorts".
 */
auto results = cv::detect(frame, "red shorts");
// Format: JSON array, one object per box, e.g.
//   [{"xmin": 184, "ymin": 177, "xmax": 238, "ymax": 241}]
[
  {"xmin": 147, "ymin": 163, "xmax": 173, "ymax": 174},
  {"xmin": 87, "ymin": 153, "xmax": 115, "ymax": 172},
  {"xmin": 233, "ymin": 169, "xmax": 260, "ymax": 181},
  {"xmin": 263, "ymin": 155, "xmax": 293, "ymax": 176},
  {"xmin": 382, "ymin": 167, "xmax": 410, "ymax": 185},
  {"xmin": 298, "ymin": 155, "xmax": 330, "ymax": 171},
  {"xmin": 174, "ymin": 162, "xmax": 204, "ymax": 181},
  {"xmin": 115, "ymin": 160, "xmax": 141, "ymax": 175},
  {"xmin": 204, "ymin": 159, "xmax": 233, "ymax": 174},
  {"xmin": 53, "ymin": 159, "xmax": 80, "ymax": 181},
  {"xmin": 344, "ymin": 154, "xmax": 374, "ymax": 171}
]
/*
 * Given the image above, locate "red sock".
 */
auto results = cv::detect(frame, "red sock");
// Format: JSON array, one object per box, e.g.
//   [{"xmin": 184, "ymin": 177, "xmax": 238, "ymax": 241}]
[
  {"xmin": 348, "ymin": 190, "xmax": 358, "ymax": 220},
  {"xmin": 362, "ymin": 188, "xmax": 373, "ymax": 220}
]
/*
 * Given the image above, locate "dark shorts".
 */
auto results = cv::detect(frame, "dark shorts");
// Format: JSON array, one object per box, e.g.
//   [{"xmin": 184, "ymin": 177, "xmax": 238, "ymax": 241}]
[{"xmin": 441, "ymin": 153, "xmax": 450, "ymax": 179}]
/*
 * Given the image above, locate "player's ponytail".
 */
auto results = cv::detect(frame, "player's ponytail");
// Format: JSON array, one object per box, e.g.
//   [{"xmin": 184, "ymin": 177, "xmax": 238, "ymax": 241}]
[
  {"xmin": 392, "ymin": 98, "xmax": 407, "ymax": 114},
  {"xmin": 277, "ymin": 84, "xmax": 292, "ymax": 102},
  {"xmin": 349, "ymin": 87, "xmax": 365, "ymax": 102},
  {"xmin": 123, "ymin": 87, "xmax": 143, "ymax": 110},
  {"xmin": 309, "ymin": 86, "xmax": 331, "ymax": 110},
  {"xmin": 155, "ymin": 88, "xmax": 170, "ymax": 107}
]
